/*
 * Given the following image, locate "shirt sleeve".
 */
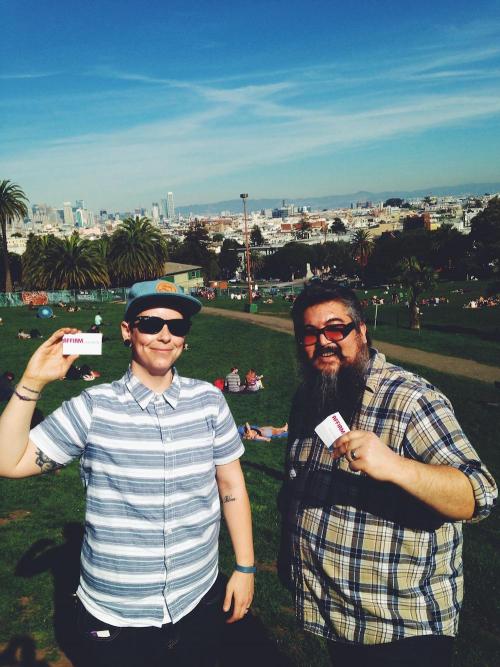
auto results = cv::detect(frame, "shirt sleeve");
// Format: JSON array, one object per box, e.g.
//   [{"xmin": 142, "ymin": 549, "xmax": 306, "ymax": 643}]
[
  {"xmin": 403, "ymin": 390, "xmax": 498, "ymax": 522},
  {"xmin": 213, "ymin": 390, "xmax": 245, "ymax": 465},
  {"xmin": 29, "ymin": 391, "xmax": 93, "ymax": 465}
]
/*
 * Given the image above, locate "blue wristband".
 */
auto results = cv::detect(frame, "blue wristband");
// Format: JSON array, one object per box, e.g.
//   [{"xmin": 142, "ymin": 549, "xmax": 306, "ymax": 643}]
[{"xmin": 235, "ymin": 564, "xmax": 256, "ymax": 574}]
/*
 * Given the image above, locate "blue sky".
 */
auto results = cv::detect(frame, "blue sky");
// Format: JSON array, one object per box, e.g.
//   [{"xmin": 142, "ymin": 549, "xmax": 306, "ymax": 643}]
[{"xmin": 2, "ymin": 0, "xmax": 500, "ymax": 211}]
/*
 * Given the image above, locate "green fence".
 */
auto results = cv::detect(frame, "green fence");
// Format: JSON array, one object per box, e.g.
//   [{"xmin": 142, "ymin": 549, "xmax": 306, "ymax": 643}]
[{"xmin": 0, "ymin": 288, "xmax": 129, "ymax": 307}]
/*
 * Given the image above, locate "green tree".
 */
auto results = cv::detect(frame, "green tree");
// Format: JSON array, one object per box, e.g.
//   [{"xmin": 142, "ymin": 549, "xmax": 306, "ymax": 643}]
[
  {"xmin": 218, "ymin": 239, "xmax": 241, "ymax": 279},
  {"xmin": 469, "ymin": 197, "xmax": 500, "ymax": 277},
  {"xmin": 0, "ymin": 180, "xmax": 28, "ymax": 292},
  {"xmin": 330, "ymin": 218, "xmax": 346, "ymax": 235},
  {"xmin": 384, "ymin": 198, "xmax": 404, "ymax": 207},
  {"xmin": 249, "ymin": 250, "xmax": 264, "ymax": 278},
  {"xmin": 170, "ymin": 221, "xmax": 220, "ymax": 281},
  {"xmin": 323, "ymin": 241, "xmax": 358, "ymax": 277},
  {"xmin": 22, "ymin": 234, "xmax": 51, "ymax": 288},
  {"xmin": 108, "ymin": 217, "xmax": 168, "ymax": 286},
  {"xmin": 0, "ymin": 251, "xmax": 22, "ymax": 289},
  {"xmin": 264, "ymin": 242, "xmax": 313, "ymax": 281},
  {"xmin": 250, "ymin": 225, "xmax": 264, "ymax": 246},
  {"xmin": 351, "ymin": 229, "xmax": 373, "ymax": 268},
  {"xmin": 397, "ymin": 257, "xmax": 436, "ymax": 330},
  {"xmin": 430, "ymin": 224, "xmax": 468, "ymax": 278},
  {"xmin": 23, "ymin": 232, "xmax": 109, "ymax": 290}
]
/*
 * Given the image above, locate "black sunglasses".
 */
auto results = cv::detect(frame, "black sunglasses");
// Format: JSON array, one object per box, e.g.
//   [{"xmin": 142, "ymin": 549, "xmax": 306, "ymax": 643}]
[
  {"xmin": 132, "ymin": 316, "xmax": 191, "ymax": 336},
  {"xmin": 300, "ymin": 321, "xmax": 356, "ymax": 346}
]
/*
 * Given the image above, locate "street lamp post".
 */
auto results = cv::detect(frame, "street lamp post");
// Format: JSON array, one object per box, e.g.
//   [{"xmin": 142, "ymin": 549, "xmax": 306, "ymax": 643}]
[{"xmin": 240, "ymin": 193, "xmax": 253, "ymax": 307}]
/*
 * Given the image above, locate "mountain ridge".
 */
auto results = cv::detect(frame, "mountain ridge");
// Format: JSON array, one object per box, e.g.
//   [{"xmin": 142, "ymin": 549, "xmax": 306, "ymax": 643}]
[{"xmin": 176, "ymin": 182, "xmax": 500, "ymax": 216}]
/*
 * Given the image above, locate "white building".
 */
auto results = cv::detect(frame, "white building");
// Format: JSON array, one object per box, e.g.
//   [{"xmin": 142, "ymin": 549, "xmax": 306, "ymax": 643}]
[{"xmin": 167, "ymin": 192, "xmax": 175, "ymax": 219}]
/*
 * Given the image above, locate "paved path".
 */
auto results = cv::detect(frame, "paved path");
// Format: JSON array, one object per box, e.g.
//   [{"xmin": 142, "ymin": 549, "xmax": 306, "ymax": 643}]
[{"xmin": 203, "ymin": 307, "xmax": 500, "ymax": 384}]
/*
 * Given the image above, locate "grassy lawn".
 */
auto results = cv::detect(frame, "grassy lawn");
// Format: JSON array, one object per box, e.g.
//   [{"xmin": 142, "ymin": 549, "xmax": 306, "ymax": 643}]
[
  {"xmin": 202, "ymin": 279, "xmax": 500, "ymax": 367},
  {"xmin": 0, "ymin": 304, "xmax": 499, "ymax": 665}
]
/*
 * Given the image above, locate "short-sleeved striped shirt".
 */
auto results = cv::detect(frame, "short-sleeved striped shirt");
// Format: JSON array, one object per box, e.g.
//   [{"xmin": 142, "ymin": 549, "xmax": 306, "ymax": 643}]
[
  {"xmin": 30, "ymin": 368, "xmax": 244, "ymax": 628},
  {"xmin": 285, "ymin": 350, "xmax": 497, "ymax": 644}
]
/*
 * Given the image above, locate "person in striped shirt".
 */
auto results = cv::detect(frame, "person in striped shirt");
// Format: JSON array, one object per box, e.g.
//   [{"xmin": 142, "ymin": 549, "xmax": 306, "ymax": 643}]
[
  {"xmin": 0, "ymin": 279, "xmax": 255, "ymax": 667},
  {"xmin": 282, "ymin": 281, "xmax": 497, "ymax": 667}
]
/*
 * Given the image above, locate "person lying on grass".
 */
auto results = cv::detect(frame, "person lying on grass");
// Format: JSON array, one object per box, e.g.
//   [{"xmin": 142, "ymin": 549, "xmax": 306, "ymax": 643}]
[{"xmin": 238, "ymin": 422, "xmax": 288, "ymax": 441}]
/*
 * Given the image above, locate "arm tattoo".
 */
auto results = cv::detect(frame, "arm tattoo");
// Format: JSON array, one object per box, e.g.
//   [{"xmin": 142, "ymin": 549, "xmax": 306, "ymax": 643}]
[
  {"xmin": 222, "ymin": 495, "xmax": 236, "ymax": 504},
  {"xmin": 35, "ymin": 448, "xmax": 63, "ymax": 474}
]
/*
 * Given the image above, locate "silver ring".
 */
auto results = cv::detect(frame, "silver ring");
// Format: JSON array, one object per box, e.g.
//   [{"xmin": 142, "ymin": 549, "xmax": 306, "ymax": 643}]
[{"xmin": 351, "ymin": 449, "xmax": 357, "ymax": 460}]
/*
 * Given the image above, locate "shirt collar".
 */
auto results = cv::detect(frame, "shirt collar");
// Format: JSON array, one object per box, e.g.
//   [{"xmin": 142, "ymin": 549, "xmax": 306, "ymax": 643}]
[
  {"xmin": 364, "ymin": 348, "xmax": 386, "ymax": 394},
  {"xmin": 125, "ymin": 366, "xmax": 181, "ymax": 410}
]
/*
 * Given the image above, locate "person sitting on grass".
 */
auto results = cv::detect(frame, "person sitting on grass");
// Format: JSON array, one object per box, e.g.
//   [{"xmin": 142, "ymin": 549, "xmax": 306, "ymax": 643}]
[
  {"xmin": 245, "ymin": 368, "xmax": 264, "ymax": 392},
  {"xmin": 238, "ymin": 422, "xmax": 288, "ymax": 442},
  {"xmin": 225, "ymin": 367, "xmax": 243, "ymax": 393},
  {"xmin": 17, "ymin": 329, "xmax": 31, "ymax": 340}
]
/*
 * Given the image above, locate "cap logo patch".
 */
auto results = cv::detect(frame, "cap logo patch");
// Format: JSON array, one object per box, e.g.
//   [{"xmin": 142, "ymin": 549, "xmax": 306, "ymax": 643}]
[{"xmin": 155, "ymin": 281, "xmax": 177, "ymax": 294}]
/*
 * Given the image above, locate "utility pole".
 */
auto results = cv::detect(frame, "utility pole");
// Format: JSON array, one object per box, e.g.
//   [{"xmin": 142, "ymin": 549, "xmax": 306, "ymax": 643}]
[{"xmin": 240, "ymin": 193, "xmax": 253, "ymax": 307}]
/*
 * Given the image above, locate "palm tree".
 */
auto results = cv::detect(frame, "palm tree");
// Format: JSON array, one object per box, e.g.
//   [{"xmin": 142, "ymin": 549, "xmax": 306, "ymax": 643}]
[
  {"xmin": 351, "ymin": 229, "xmax": 373, "ymax": 268},
  {"xmin": 0, "ymin": 180, "xmax": 29, "ymax": 292},
  {"xmin": 22, "ymin": 234, "xmax": 52, "ymax": 288},
  {"xmin": 42, "ymin": 234, "xmax": 110, "ymax": 290},
  {"xmin": 397, "ymin": 256, "xmax": 436, "ymax": 330},
  {"xmin": 108, "ymin": 217, "xmax": 168, "ymax": 286},
  {"xmin": 249, "ymin": 251, "xmax": 264, "ymax": 278}
]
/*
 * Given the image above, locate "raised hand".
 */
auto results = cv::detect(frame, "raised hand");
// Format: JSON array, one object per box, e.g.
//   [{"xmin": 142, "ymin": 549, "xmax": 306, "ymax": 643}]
[{"xmin": 22, "ymin": 328, "xmax": 81, "ymax": 390}]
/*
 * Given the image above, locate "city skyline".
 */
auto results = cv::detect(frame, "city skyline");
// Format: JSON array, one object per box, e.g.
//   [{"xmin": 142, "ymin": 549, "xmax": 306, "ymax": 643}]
[{"xmin": 2, "ymin": 1, "xmax": 500, "ymax": 211}]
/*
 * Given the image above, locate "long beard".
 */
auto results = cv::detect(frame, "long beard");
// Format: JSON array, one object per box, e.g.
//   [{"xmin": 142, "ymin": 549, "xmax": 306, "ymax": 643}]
[{"xmin": 300, "ymin": 343, "xmax": 370, "ymax": 433}]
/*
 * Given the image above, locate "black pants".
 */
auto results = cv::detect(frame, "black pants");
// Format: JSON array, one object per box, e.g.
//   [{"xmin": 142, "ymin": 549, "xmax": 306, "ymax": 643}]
[
  {"xmin": 328, "ymin": 635, "xmax": 455, "ymax": 667},
  {"xmin": 76, "ymin": 574, "xmax": 227, "ymax": 667}
]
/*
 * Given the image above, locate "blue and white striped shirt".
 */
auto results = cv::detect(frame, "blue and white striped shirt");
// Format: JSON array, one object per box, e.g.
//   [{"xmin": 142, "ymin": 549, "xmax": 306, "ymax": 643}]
[{"xmin": 30, "ymin": 368, "xmax": 244, "ymax": 627}]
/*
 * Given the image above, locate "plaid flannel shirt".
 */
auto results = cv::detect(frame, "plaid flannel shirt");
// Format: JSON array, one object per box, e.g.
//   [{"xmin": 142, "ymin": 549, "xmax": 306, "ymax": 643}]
[{"xmin": 285, "ymin": 350, "xmax": 497, "ymax": 644}]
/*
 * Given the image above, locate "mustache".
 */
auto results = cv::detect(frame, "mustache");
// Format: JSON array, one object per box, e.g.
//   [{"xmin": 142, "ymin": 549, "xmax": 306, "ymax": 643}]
[{"xmin": 312, "ymin": 344, "xmax": 344, "ymax": 360}]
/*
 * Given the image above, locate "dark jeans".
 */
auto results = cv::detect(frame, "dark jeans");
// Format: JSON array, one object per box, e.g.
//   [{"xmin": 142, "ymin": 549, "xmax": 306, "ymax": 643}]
[
  {"xmin": 328, "ymin": 635, "xmax": 455, "ymax": 667},
  {"xmin": 76, "ymin": 574, "xmax": 227, "ymax": 667}
]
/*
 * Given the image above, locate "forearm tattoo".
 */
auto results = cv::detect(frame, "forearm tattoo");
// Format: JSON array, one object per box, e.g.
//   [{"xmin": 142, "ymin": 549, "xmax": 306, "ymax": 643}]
[
  {"xmin": 222, "ymin": 495, "xmax": 236, "ymax": 504},
  {"xmin": 35, "ymin": 448, "xmax": 63, "ymax": 474}
]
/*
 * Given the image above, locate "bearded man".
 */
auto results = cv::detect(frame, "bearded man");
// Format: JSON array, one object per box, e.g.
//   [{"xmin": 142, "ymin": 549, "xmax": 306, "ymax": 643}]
[{"xmin": 282, "ymin": 281, "xmax": 497, "ymax": 667}]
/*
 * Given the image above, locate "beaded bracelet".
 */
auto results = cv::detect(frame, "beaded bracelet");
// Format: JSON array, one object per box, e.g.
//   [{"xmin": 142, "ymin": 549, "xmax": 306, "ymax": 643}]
[
  {"xmin": 235, "ymin": 564, "xmax": 256, "ymax": 574},
  {"xmin": 14, "ymin": 386, "xmax": 40, "ymax": 401},
  {"xmin": 21, "ymin": 384, "xmax": 42, "ymax": 396}
]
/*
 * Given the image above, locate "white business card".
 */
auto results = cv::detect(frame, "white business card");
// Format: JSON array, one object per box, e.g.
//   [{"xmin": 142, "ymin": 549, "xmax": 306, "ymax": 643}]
[
  {"xmin": 315, "ymin": 412, "xmax": 350, "ymax": 449},
  {"xmin": 62, "ymin": 333, "xmax": 102, "ymax": 355}
]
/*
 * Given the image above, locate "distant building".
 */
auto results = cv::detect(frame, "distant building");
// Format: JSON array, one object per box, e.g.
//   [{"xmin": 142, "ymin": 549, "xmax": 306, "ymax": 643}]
[
  {"xmin": 151, "ymin": 202, "xmax": 160, "ymax": 223},
  {"xmin": 463, "ymin": 207, "xmax": 484, "ymax": 228},
  {"xmin": 167, "ymin": 192, "xmax": 175, "ymax": 220},
  {"xmin": 63, "ymin": 202, "xmax": 74, "ymax": 226},
  {"xmin": 272, "ymin": 200, "xmax": 296, "ymax": 219},
  {"xmin": 161, "ymin": 262, "xmax": 203, "ymax": 292}
]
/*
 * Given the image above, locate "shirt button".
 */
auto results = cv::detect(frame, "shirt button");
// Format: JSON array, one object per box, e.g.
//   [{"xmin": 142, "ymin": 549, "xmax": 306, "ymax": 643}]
[{"xmin": 289, "ymin": 468, "xmax": 297, "ymax": 479}]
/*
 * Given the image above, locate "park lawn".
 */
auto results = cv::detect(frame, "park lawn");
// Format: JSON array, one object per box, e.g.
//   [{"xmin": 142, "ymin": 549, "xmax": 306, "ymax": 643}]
[
  {"xmin": 201, "ymin": 279, "xmax": 500, "ymax": 368},
  {"xmin": 0, "ymin": 308, "xmax": 498, "ymax": 666}
]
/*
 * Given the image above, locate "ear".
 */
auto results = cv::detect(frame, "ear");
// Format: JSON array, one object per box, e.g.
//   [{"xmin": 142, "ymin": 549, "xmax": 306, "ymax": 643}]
[
  {"xmin": 121, "ymin": 321, "xmax": 132, "ymax": 343},
  {"xmin": 359, "ymin": 322, "xmax": 368, "ymax": 344}
]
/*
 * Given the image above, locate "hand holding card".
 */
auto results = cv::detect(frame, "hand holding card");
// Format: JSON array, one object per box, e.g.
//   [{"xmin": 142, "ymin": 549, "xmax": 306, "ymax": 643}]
[
  {"xmin": 315, "ymin": 412, "xmax": 350, "ymax": 449},
  {"xmin": 62, "ymin": 333, "xmax": 102, "ymax": 356}
]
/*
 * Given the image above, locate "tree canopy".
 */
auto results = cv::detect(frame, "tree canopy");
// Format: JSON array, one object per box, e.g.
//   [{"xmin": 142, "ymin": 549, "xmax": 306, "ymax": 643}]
[
  {"xmin": 384, "ymin": 198, "xmax": 404, "ymax": 207},
  {"xmin": 0, "ymin": 180, "xmax": 28, "ymax": 292},
  {"xmin": 107, "ymin": 217, "xmax": 168, "ymax": 286},
  {"xmin": 250, "ymin": 225, "xmax": 264, "ymax": 246},
  {"xmin": 23, "ymin": 233, "xmax": 109, "ymax": 290}
]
